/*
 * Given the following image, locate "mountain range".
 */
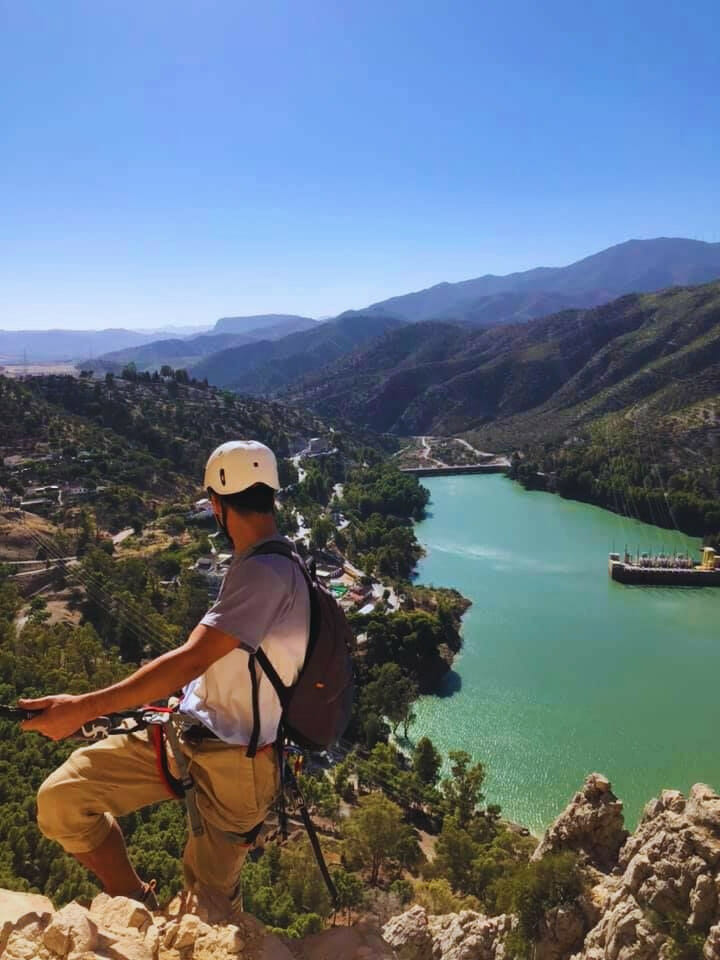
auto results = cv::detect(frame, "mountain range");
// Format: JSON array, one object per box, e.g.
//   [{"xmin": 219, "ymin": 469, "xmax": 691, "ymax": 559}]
[
  {"xmin": 4, "ymin": 238, "xmax": 720, "ymax": 382},
  {"xmin": 343, "ymin": 237, "xmax": 720, "ymax": 325},
  {"xmin": 284, "ymin": 280, "xmax": 720, "ymax": 441},
  {"xmin": 95, "ymin": 315, "xmax": 320, "ymax": 372},
  {"xmin": 94, "ymin": 236, "xmax": 720, "ymax": 378},
  {"xmin": 190, "ymin": 313, "xmax": 406, "ymax": 393}
]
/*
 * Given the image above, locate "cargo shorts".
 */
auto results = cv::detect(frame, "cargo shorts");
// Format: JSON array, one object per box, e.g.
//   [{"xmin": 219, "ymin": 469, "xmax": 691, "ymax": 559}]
[{"xmin": 36, "ymin": 728, "xmax": 279, "ymax": 898}]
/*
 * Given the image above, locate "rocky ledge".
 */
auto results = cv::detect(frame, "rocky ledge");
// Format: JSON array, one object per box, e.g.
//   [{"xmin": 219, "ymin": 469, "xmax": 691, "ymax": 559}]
[
  {"xmin": 0, "ymin": 889, "xmax": 394, "ymax": 960},
  {"xmin": 2, "ymin": 776, "xmax": 719, "ymax": 960}
]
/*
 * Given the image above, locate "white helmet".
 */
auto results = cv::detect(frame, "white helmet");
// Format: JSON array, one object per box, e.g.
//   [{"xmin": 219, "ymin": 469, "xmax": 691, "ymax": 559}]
[{"xmin": 203, "ymin": 441, "xmax": 280, "ymax": 494}]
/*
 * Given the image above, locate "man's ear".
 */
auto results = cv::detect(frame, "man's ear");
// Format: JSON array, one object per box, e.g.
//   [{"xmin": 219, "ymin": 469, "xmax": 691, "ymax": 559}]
[{"xmin": 209, "ymin": 491, "xmax": 222, "ymax": 520}]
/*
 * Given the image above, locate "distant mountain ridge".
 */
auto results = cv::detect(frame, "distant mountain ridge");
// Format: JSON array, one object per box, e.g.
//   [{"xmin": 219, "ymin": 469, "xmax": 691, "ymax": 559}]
[
  {"xmin": 100, "ymin": 237, "xmax": 720, "ymax": 386},
  {"xmin": 0, "ymin": 328, "xmax": 160, "ymax": 363},
  {"xmin": 343, "ymin": 238, "xmax": 720, "ymax": 326},
  {"xmin": 213, "ymin": 313, "xmax": 317, "ymax": 334},
  {"xmin": 7, "ymin": 237, "xmax": 720, "ymax": 367},
  {"xmin": 96, "ymin": 316, "xmax": 320, "ymax": 372},
  {"xmin": 190, "ymin": 313, "xmax": 407, "ymax": 394}
]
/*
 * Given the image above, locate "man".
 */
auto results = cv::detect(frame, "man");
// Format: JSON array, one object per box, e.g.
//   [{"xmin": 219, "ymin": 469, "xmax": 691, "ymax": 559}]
[{"xmin": 20, "ymin": 440, "xmax": 310, "ymax": 910}]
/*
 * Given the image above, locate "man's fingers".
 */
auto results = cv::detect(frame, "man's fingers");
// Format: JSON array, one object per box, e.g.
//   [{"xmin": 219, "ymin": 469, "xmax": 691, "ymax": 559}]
[{"xmin": 18, "ymin": 697, "xmax": 51, "ymax": 710}]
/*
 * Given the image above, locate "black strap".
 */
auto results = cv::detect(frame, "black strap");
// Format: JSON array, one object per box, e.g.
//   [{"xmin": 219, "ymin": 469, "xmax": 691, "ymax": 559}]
[
  {"xmin": 248, "ymin": 539, "xmax": 320, "ymax": 682},
  {"xmin": 285, "ymin": 764, "xmax": 338, "ymax": 908},
  {"xmin": 245, "ymin": 539, "xmax": 318, "ymax": 744},
  {"xmin": 246, "ymin": 654, "xmax": 261, "ymax": 758},
  {"xmin": 277, "ymin": 723, "xmax": 288, "ymax": 841}
]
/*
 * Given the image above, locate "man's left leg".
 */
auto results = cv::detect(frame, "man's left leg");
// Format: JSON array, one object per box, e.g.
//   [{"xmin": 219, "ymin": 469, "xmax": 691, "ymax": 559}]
[
  {"xmin": 181, "ymin": 742, "xmax": 279, "ymax": 907},
  {"xmin": 37, "ymin": 729, "xmax": 176, "ymax": 899}
]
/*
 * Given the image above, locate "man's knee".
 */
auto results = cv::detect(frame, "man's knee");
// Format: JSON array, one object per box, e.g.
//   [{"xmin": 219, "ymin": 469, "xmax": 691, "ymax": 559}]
[
  {"xmin": 36, "ymin": 764, "xmax": 112, "ymax": 853},
  {"xmin": 37, "ymin": 767, "xmax": 70, "ymax": 841}
]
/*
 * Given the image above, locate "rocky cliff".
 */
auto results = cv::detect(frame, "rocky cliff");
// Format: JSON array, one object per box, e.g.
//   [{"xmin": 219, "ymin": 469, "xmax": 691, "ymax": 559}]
[
  {"xmin": 384, "ymin": 776, "xmax": 720, "ymax": 959},
  {"xmin": 2, "ymin": 776, "xmax": 719, "ymax": 960}
]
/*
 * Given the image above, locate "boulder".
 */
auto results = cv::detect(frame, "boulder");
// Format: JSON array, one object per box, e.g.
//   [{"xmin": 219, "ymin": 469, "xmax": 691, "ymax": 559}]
[
  {"xmin": 382, "ymin": 905, "xmax": 433, "ymax": 960},
  {"xmin": 384, "ymin": 906, "xmax": 511, "ymax": 960},
  {"xmin": 0, "ymin": 889, "xmax": 55, "ymax": 956},
  {"xmin": 43, "ymin": 901, "xmax": 98, "ymax": 957},
  {"xmin": 427, "ymin": 910, "xmax": 512, "ymax": 960},
  {"xmin": 90, "ymin": 892, "xmax": 154, "ymax": 936},
  {"xmin": 532, "ymin": 773, "xmax": 628, "ymax": 871}
]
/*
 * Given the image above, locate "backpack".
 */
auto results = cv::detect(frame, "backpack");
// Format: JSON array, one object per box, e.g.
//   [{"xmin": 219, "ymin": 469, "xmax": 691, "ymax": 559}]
[{"xmin": 244, "ymin": 539, "xmax": 355, "ymax": 757}]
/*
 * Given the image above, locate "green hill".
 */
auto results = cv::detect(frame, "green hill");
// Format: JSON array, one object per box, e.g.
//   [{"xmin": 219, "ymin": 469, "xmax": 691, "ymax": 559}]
[
  {"xmin": 287, "ymin": 282, "xmax": 720, "ymax": 439},
  {"xmin": 190, "ymin": 313, "xmax": 406, "ymax": 393}
]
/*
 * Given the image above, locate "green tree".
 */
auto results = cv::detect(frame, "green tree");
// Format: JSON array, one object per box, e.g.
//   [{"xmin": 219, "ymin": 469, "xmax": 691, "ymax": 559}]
[
  {"xmin": 413, "ymin": 737, "xmax": 442, "ymax": 786},
  {"xmin": 360, "ymin": 663, "xmax": 418, "ymax": 736},
  {"xmin": 310, "ymin": 516, "xmax": 333, "ymax": 550},
  {"xmin": 343, "ymin": 793, "xmax": 421, "ymax": 886},
  {"xmin": 332, "ymin": 867, "xmax": 364, "ymax": 923},
  {"xmin": 440, "ymin": 750, "xmax": 485, "ymax": 829}
]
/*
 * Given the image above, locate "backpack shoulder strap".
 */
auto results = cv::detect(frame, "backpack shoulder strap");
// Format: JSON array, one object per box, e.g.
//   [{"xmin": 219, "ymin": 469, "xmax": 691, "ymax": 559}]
[
  {"xmin": 249, "ymin": 539, "xmax": 314, "ymax": 587},
  {"xmin": 245, "ymin": 539, "xmax": 315, "ymax": 757},
  {"xmin": 249, "ymin": 538, "xmax": 319, "ymax": 643}
]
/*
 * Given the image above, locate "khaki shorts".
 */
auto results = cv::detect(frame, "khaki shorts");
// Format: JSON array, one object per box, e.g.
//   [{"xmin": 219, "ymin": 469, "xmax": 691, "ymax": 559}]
[{"xmin": 36, "ymin": 729, "xmax": 279, "ymax": 897}]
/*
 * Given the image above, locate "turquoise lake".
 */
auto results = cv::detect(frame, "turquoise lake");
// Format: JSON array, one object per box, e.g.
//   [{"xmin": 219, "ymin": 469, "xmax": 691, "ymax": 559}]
[{"xmin": 410, "ymin": 474, "xmax": 720, "ymax": 833}]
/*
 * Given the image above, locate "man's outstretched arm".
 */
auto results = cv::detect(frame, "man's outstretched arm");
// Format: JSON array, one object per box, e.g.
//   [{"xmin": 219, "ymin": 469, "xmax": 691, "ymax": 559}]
[{"xmin": 19, "ymin": 624, "xmax": 238, "ymax": 741}]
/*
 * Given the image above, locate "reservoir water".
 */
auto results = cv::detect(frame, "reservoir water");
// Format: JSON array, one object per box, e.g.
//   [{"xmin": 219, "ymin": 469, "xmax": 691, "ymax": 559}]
[{"xmin": 411, "ymin": 474, "xmax": 720, "ymax": 833}]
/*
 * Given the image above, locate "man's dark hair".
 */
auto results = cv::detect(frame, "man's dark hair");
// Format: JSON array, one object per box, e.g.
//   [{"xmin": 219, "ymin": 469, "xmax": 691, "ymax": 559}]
[{"xmin": 213, "ymin": 482, "xmax": 275, "ymax": 516}]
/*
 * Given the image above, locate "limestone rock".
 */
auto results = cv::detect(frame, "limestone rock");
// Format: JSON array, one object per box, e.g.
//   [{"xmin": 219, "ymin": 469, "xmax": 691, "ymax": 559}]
[
  {"xmin": 90, "ymin": 892, "xmax": 154, "ymax": 935},
  {"xmin": 573, "ymin": 782, "xmax": 720, "ymax": 959},
  {"xmin": 0, "ymin": 889, "xmax": 55, "ymax": 954},
  {"xmin": 533, "ymin": 773, "xmax": 629, "ymax": 871},
  {"xmin": 167, "ymin": 912, "xmax": 213, "ymax": 950},
  {"xmin": 382, "ymin": 905, "xmax": 433, "ymax": 960},
  {"xmin": 427, "ymin": 910, "xmax": 512, "ymax": 960},
  {"xmin": 705, "ymin": 921, "xmax": 720, "ymax": 960},
  {"xmin": 385, "ymin": 906, "xmax": 511, "ymax": 960},
  {"xmin": 534, "ymin": 903, "xmax": 586, "ymax": 960},
  {"xmin": 43, "ymin": 901, "xmax": 98, "ymax": 957}
]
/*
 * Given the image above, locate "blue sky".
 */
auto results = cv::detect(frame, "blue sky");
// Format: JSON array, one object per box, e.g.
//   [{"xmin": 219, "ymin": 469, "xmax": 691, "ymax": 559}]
[{"xmin": 1, "ymin": 0, "xmax": 718, "ymax": 330}]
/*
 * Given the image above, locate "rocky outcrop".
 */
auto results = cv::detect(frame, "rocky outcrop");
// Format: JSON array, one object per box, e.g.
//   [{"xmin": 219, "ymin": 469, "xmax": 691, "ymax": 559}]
[
  {"xmin": 532, "ymin": 773, "xmax": 629, "ymax": 871},
  {"xmin": 573, "ymin": 783, "xmax": 720, "ymax": 960},
  {"xmin": 382, "ymin": 906, "xmax": 512, "ymax": 960},
  {"xmin": 0, "ymin": 888, "xmax": 396, "ymax": 960},
  {"xmin": 386, "ymin": 778, "xmax": 720, "ymax": 960}
]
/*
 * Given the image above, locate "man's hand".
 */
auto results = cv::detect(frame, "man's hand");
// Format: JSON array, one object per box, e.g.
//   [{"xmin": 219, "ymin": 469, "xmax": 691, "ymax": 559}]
[{"xmin": 18, "ymin": 694, "xmax": 93, "ymax": 741}]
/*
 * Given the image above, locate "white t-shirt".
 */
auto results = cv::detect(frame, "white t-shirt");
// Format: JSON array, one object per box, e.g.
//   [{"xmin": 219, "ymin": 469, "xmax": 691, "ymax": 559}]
[{"xmin": 179, "ymin": 536, "xmax": 310, "ymax": 746}]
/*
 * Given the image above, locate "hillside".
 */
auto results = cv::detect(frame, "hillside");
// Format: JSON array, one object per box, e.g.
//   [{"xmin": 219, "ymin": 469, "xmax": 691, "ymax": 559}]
[
  {"xmin": 0, "ymin": 372, "xmax": 331, "ymax": 534},
  {"xmin": 190, "ymin": 313, "xmax": 407, "ymax": 393},
  {"xmin": 345, "ymin": 237, "xmax": 720, "ymax": 325},
  {"xmin": 287, "ymin": 281, "xmax": 720, "ymax": 436}
]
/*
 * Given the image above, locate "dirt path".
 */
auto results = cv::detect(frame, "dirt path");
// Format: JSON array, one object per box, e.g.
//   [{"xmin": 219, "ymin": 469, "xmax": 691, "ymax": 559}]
[{"xmin": 419, "ymin": 436, "xmax": 446, "ymax": 468}]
